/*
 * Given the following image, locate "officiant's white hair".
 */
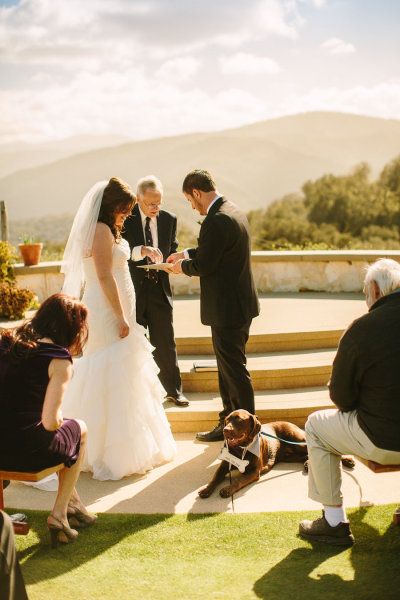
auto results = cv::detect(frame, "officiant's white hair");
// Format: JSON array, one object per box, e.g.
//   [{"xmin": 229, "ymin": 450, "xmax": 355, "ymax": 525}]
[{"xmin": 137, "ymin": 175, "xmax": 163, "ymax": 196}]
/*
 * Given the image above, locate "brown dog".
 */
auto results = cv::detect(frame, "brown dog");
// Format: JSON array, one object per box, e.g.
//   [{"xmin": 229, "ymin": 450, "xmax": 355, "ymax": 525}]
[{"xmin": 198, "ymin": 409, "xmax": 355, "ymax": 499}]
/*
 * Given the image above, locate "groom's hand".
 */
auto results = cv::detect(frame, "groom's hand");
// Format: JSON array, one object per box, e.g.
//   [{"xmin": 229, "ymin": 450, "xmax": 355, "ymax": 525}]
[
  {"xmin": 167, "ymin": 251, "xmax": 185, "ymax": 264},
  {"xmin": 169, "ymin": 259, "xmax": 184, "ymax": 274},
  {"xmin": 141, "ymin": 246, "xmax": 163, "ymax": 264}
]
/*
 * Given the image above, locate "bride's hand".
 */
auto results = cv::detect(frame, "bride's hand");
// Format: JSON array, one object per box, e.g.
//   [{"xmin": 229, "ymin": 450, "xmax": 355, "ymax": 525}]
[{"xmin": 118, "ymin": 317, "xmax": 130, "ymax": 338}]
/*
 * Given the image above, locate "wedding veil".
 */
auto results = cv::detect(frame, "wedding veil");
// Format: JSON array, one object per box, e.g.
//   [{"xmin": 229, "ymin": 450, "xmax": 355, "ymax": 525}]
[{"xmin": 61, "ymin": 180, "xmax": 108, "ymax": 298}]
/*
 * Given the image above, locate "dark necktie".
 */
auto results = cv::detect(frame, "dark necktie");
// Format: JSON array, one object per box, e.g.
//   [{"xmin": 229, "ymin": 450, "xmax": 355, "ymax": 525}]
[{"xmin": 144, "ymin": 216, "xmax": 158, "ymax": 282}]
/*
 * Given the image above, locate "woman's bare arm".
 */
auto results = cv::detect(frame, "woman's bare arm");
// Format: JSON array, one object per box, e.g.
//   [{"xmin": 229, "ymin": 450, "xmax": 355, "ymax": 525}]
[
  {"xmin": 41, "ymin": 359, "xmax": 72, "ymax": 431},
  {"xmin": 92, "ymin": 222, "xmax": 129, "ymax": 338}
]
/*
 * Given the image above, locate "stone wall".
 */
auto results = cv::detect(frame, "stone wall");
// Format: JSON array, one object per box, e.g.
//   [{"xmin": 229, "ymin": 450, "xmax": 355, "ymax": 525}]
[{"xmin": 13, "ymin": 250, "xmax": 400, "ymax": 301}]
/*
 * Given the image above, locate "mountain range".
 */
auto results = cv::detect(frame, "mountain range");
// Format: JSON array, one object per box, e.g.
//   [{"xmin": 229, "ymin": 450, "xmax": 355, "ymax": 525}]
[{"xmin": 1, "ymin": 111, "xmax": 400, "ymax": 238}]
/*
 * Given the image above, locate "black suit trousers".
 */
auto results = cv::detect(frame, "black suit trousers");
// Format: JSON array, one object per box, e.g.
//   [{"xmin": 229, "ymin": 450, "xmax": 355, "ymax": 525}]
[
  {"xmin": 136, "ymin": 279, "xmax": 182, "ymax": 398},
  {"xmin": 211, "ymin": 320, "xmax": 255, "ymax": 421}
]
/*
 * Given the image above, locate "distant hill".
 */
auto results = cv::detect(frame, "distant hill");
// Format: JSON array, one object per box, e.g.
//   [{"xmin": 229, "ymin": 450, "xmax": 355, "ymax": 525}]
[
  {"xmin": 0, "ymin": 134, "xmax": 130, "ymax": 178},
  {"xmin": 1, "ymin": 112, "xmax": 400, "ymax": 238}
]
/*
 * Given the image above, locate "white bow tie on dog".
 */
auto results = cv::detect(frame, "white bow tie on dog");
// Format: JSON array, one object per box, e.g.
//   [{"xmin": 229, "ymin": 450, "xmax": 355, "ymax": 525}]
[{"xmin": 218, "ymin": 435, "xmax": 260, "ymax": 473}]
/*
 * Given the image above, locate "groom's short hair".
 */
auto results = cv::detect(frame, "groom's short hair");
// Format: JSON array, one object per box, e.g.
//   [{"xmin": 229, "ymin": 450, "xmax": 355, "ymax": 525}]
[
  {"xmin": 137, "ymin": 175, "xmax": 163, "ymax": 197},
  {"xmin": 182, "ymin": 170, "xmax": 216, "ymax": 195}
]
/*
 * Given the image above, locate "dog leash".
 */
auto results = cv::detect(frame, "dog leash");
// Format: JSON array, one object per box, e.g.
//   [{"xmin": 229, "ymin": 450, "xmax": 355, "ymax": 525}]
[{"xmin": 260, "ymin": 431, "xmax": 307, "ymax": 446}]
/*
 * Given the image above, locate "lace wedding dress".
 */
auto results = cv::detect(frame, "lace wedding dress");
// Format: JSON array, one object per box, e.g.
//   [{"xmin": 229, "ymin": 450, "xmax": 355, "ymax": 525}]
[{"xmin": 62, "ymin": 238, "xmax": 177, "ymax": 480}]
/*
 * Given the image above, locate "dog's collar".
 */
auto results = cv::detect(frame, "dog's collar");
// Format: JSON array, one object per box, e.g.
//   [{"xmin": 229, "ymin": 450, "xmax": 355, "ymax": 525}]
[{"xmin": 238, "ymin": 433, "xmax": 261, "ymax": 458}]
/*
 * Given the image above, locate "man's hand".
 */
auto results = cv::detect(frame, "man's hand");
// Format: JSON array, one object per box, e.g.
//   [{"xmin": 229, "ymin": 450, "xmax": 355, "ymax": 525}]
[
  {"xmin": 169, "ymin": 259, "xmax": 184, "ymax": 274},
  {"xmin": 167, "ymin": 251, "xmax": 185, "ymax": 264},
  {"xmin": 141, "ymin": 246, "xmax": 163, "ymax": 264}
]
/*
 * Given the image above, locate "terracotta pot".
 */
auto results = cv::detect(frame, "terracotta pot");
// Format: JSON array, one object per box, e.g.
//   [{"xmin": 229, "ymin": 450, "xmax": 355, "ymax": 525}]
[{"xmin": 18, "ymin": 243, "xmax": 43, "ymax": 266}]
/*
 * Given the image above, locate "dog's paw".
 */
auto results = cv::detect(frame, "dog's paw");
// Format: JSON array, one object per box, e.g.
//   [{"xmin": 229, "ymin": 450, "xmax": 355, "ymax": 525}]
[
  {"xmin": 219, "ymin": 486, "xmax": 233, "ymax": 498},
  {"xmin": 198, "ymin": 487, "xmax": 213, "ymax": 498},
  {"xmin": 342, "ymin": 456, "xmax": 356, "ymax": 470}
]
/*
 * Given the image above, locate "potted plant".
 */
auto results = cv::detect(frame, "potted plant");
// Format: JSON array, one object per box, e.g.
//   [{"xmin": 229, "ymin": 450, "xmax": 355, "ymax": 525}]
[{"xmin": 18, "ymin": 236, "xmax": 43, "ymax": 266}]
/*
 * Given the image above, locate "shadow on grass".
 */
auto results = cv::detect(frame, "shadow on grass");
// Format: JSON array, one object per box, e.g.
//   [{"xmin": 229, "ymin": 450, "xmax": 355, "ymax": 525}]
[
  {"xmin": 14, "ymin": 443, "xmax": 228, "ymax": 585},
  {"xmin": 16, "ymin": 511, "xmax": 170, "ymax": 586},
  {"xmin": 253, "ymin": 507, "xmax": 400, "ymax": 600}
]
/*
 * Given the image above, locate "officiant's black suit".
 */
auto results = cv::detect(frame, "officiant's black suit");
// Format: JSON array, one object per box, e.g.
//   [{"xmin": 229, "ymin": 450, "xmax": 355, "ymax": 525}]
[
  {"xmin": 123, "ymin": 204, "xmax": 182, "ymax": 398},
  {"xmin": 182, "ymin": 197, "xmax": 260, "ymax": 420}
]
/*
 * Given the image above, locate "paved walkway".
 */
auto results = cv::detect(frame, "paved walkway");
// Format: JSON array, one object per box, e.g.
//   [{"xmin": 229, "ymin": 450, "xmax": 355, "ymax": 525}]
[
  {"xmin": 173, "ymin": 292, "xmax": 366, "ymax": 337},
  {"xmin": 5, "ymin": 434, "xmax": 399, "ymax": 515},
  {"xmin": 1, "ymin": 292, "xmax": 366, "ymax": 335}
]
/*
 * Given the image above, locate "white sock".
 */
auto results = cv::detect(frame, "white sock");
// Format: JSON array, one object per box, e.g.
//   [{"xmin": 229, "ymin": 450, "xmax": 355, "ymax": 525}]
[{"xmin": 324, "ymin": 505, "xmax": 347, "ymax": 527}]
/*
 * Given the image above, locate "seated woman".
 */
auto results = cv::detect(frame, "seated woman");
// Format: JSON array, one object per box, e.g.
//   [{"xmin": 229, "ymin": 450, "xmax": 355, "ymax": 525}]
[{"xmin": 0, "ymin": 293, "xmax": 95, "ymax": 548}]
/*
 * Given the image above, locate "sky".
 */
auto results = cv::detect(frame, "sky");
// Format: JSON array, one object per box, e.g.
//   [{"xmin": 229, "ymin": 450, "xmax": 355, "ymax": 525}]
[{"xmin": 0, "ymin": 0, "xmax": 399, "ymax": 144}]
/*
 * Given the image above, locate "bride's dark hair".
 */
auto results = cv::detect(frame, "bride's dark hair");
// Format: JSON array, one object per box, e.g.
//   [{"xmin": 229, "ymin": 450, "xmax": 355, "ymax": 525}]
[{"xmin": 98, "ymin": 177, "xmax": 136, "ymax": 240}]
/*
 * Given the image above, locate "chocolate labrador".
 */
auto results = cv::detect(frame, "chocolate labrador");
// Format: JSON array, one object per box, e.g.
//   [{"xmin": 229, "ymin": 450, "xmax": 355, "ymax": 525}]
[{"xmin": 198, "ymin": 409, "xmax": 355, "ymax": 499}]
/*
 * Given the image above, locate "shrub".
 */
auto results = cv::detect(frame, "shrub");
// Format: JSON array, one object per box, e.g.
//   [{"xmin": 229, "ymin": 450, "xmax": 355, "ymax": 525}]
[
  {"xmin": 0, "ymin": 241, "xmax": 16, "ymax": 282},
  {"xmin": 0, "ymin": 282, "xmax": 36, "ymax": 320},
  {"xmin": 0, "ymin": 240, "xmax": 37, "ymax": 320}
]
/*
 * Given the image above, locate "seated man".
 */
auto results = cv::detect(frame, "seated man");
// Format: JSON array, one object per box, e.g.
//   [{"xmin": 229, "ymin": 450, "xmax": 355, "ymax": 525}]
[{"xmin": 299, "ymin": 258, "xmax": 400, "ymax": 546}]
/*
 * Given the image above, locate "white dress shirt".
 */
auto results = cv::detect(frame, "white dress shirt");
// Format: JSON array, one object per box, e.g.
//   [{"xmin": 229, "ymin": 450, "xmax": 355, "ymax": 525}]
[{"xmin": 132, "ymin": 206, "xmax": 159, "ymax": 261}]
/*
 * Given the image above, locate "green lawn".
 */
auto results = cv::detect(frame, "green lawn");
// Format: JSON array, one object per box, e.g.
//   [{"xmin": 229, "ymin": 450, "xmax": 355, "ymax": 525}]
[{"xmin": 12, "ymin": 505, "xmax": 400, "ymax": 600}]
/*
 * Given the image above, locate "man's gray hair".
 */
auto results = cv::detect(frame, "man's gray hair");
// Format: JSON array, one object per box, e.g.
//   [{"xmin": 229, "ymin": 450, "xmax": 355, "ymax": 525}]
[
  {"xmin": 137, "ymin": 175, "xmax": 163, "ymax": 196},
  {"xmin": 364, "ymin": 258, "xmax": 400, "ymax": 296}
]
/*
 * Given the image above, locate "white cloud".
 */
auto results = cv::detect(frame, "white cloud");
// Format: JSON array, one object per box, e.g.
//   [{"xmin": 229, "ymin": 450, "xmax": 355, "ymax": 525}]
[
  {"xmin": 155, "ymin": 57, "xmax": 201, "ymax": 83},
  {"xmin": 220, "ymin": 53, "xmax": 281, "ymax": 76},
  {"xmin": 278, "ymin": 80, "xmax": 400, "ymax": 120},
  {"xmin": 311, "ymin": 0, "xmax": 327, "ymax": 7},
  {"xmin": 0, "ymin": 69, "xmax": 267, "ymax": 144},
  {"xmin": 321, "ymin": 37, "xmax": 356, "ymax": 55}
]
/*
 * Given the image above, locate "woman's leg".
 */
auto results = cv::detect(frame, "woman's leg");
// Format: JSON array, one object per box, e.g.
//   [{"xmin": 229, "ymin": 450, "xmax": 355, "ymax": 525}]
[{"xmin": 49, "ymin": 420, "xmax": 87, "ymax": 526}]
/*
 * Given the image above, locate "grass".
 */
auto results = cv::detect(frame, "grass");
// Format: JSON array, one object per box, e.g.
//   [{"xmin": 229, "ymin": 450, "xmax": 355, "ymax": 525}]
[{"xmin": 12, "ymin": 505, "xmax": 400, "ymax": 600}]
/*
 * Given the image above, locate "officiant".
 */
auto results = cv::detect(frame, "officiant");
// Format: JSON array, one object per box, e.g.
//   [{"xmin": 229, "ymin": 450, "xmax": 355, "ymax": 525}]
[{"xmin": 123, "ymin": 175, "xmax": 189, "ymax": 407}]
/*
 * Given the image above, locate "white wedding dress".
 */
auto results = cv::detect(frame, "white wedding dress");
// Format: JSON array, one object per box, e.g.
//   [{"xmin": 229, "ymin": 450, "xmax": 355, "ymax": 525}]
[{"xmin": 63, "ymin": 238, "xmax": 177, "ymax": 480}]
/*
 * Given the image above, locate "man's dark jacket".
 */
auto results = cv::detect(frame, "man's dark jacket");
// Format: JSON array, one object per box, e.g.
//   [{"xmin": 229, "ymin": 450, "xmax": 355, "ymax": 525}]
[
  {"xmin": 123, "ymin": 204, "xmax": 178, "ymax": 304},
  {"xmin": 182, "ymin": 197, "xmax": 260, "ymax": 327},
  {"xmin": 329, "ymin": 290, "xmax": 400, "ymax": 451}
]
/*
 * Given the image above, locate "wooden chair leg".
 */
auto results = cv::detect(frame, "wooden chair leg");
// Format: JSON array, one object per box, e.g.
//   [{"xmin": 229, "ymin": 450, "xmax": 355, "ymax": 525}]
[
  {"xmin": 0, "ymin": 478, "xmax": 30, "ymax": 534},
  {"xmin": 0, "ymin": 479, "xmax": 4, "ymax": 511},
  {"xmin": 393, "ymin": 507, "xmax": 400, "ymax": 526}
]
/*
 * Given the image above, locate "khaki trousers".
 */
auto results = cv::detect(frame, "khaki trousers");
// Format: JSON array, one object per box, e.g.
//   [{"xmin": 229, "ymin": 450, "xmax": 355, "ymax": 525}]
[{"xmin": 305, "ymin": 409, "xmax": 400, "ymax": 506}]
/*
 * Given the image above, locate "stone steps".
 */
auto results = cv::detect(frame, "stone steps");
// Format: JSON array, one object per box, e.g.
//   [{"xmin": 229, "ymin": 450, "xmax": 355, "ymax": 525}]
[
  {"xmin": 165, "ymin": 387, "xmax": 333, "ymax": 433},
  {"xmin": 176, "ymin": 329, "xmax": 343, "ymax": 354},
  {"xmin": 178, "ymin": 349, "xmax": 335, "ymax": 393}
]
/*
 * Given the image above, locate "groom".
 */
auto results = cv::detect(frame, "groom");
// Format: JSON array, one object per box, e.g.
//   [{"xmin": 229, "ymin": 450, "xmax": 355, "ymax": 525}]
[
  {"xmin": 123, "ymin": 175, "xmax": 189, "ymax": 407},
  {"xmin": 168, "ymin": 169, "xmax": 260, "ymax": 440}
]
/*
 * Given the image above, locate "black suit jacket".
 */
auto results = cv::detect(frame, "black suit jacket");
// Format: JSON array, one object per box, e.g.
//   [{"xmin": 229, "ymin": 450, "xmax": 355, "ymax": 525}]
[
  {"xmin": 182, "ymin": 197, "xmax": 260, "ymax": 327},
  {"xmin": 123, "ymin": 204, "xmax": 178, "ymax": 304}
]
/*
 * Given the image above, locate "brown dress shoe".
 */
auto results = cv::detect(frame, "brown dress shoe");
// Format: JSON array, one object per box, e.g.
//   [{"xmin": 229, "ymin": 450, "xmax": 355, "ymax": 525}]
[{"xmin": 299, "ymin": 513, "xmax": 354, "ymax": 546}]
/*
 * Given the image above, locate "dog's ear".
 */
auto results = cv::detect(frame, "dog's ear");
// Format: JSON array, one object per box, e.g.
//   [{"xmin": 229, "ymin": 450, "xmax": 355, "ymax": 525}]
[{"xmin": 250, "ymin": 413, "xmax": 262, "ymax": 438}]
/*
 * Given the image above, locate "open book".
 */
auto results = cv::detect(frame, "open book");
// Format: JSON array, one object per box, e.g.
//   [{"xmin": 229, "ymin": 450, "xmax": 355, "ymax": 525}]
[
  {"xmin": 193, "ymin": 360, "xmax": 218, "ymax": 372},
  {"xmin": 137, "ymin": 263, "xmax": 172, "ymax": 271}
]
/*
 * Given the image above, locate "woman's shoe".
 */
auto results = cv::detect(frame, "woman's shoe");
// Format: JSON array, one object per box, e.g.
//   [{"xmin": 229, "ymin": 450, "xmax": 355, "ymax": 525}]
[
  {"xmin": 47, "ymin": 515, "xmax": 79, "ymax": 548},
  {"xmin": 68, "ymin": 505, "xmax": 97, "ymax": 527}
]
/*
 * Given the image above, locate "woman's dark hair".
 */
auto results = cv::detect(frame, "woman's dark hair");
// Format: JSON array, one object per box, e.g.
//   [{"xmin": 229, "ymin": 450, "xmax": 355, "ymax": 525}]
[
  {"xmin": 98, "ymin": 177, "xmax": 136, "ymax": 240},
  {"xmin": 0, "ymin": 293, "xmax": 88, "ymax": 360},
  {"xmin": 182, "ymin": 170, "xmax": 216, "ymax": 195}
]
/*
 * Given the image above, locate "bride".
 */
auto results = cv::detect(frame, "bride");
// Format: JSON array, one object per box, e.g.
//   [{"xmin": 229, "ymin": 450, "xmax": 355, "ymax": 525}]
[{"xmin": 61, "ymin": 177, "xmax": 177, "ymax": 480}]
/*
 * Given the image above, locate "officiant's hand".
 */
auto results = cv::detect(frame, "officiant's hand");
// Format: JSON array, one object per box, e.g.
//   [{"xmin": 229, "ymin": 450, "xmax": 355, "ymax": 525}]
[
  {"xmin": 169, "ymin": 259, "xmax": 184, "ymax": 274},
  {"xmin": 141, "ymin": 246, "xmax": 163, "ymax": 264},
  {"xmin": 167, "ymin": 251, "xmax": 185, "ymax": 264}
]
